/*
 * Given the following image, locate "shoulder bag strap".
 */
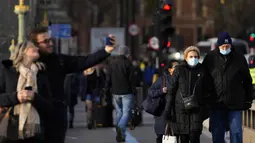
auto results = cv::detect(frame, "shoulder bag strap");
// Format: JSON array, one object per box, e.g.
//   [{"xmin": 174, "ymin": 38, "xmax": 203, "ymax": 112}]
[
  {"xmin": 162, "ymin": 75, "xmax": 166, "ymax": 87},
  {"xmin": 164, "ymin": 122, "xmax": 175, "ymax": 136}
]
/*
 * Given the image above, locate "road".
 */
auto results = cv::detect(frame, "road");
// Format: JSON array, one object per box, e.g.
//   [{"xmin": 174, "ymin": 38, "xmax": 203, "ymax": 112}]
[{"xmin": 65, "ymin": 101, "xmax": 212, "ymax": 143}]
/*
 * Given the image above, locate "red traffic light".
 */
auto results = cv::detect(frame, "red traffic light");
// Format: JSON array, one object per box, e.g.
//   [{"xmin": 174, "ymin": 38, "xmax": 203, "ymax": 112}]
[
  {"xmin": 167, "ymin": 41, "xmax": 171, "ymax": 47},
  {"xmin": 163, "ymin": 4, "xmax": 171, "ymax": 11},
  {"xmin": 250, "ymin": 36, "xmax": 254, "ymax": 41},
  {"xmin": 161, "ymin": 63, "xmax": 165, "ymax": 67}
]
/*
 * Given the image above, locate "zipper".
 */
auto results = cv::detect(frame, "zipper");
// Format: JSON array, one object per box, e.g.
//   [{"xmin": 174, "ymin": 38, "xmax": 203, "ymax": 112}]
[
  {"xmin": 188, "ymin": 70, "xmax": 191, "ymax": 96},
  {"xmin": 222, "ymin": 57, "xmax": 227, "ymax": 100}
]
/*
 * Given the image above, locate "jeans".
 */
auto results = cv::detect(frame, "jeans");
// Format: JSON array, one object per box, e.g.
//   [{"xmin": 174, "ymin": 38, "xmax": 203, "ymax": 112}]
[
  {"xmin": 113, "ymin": 94, "xmax": 133, "ymax": 133},
  {"xmin": 210, "ymin": 110, "xmax": 243, "ymax": 143}
]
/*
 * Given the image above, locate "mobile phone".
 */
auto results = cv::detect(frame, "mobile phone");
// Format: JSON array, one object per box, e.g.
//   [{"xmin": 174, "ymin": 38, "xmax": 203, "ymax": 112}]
[
  {"xmin": 24, "ymin": 86, "xmax": 32, "ymax": 91},
  {"xmin": 105, "ymin": 36, "xmax": 114, "ymax": 46}
]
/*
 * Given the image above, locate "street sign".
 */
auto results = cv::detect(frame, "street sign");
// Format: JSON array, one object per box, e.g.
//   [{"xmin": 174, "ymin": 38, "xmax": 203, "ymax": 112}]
[
  {"xmin": 49, "ymin": 24, "xmax": 71, "ymax": 38},
  {"xmin": 149, "ymin": 37, "xmax": 159, "ymax": 50},
  {"xmin": 128, "ymin": 24, "xmax": 139, "ymax": 36}
]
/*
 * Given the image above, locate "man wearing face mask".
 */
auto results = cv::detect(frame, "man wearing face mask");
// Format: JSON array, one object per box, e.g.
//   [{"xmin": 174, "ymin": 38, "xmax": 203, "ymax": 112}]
[{"xmin": 203, "ymin": 32, "xmax": 253, "ymax": 143}]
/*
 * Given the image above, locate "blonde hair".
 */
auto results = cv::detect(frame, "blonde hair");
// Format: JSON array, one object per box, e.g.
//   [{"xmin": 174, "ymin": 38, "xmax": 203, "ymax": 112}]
[
  {"xmin": 10, "ymin": 41, "xmax": 45, "ymax": 71},
  {"xmin": 184, "ymin": 46, "xmax": 200, "ymax": 59}
]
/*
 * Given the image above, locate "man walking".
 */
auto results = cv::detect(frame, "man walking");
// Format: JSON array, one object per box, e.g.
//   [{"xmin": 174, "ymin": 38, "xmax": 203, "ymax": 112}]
[
  {"xmin": 104, "ymin": 45, "xmax": 136, "ymax": 142},
  {"xmin": 203, "ymin": 32, "xmax": 253, "ymax": 143},
  {"xmin": 28, "ymin": 27, "xmax": 115, "ymax": 143}
]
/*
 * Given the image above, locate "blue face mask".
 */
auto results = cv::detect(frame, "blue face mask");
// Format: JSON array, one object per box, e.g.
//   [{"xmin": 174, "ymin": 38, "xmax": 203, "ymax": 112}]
[
  {"xmin": 187, "ymin": 58, "xmax": 199, "ymax": 67},
  {"xmin": 220, "ymin": 48, "xmax": 231, "ymax": 55}
]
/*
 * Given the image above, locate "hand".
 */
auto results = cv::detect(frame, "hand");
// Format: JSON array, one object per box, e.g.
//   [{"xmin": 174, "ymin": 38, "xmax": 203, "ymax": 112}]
[
  {"xmin": 162, "ymin": 87, "xmax": 167, "ymax": 93},
  {"xmin": 17, "ymin": 90, "xmax": 35, "ymax": 103},
  {"xmin": 104, "ymin": 34, "xmax": 116, "ymax": 53}
]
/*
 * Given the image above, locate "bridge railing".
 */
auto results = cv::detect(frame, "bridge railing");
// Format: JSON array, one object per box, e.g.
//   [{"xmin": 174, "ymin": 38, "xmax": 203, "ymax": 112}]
[{"xmin": 242, "ymin": 103, "xmax": 255, "ymax": 143}]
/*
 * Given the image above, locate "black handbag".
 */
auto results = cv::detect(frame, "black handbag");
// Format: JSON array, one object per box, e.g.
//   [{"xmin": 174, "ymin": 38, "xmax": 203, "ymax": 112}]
[
  {"xmin": 129, "ymin": 107, "xmax": 142, "ymax": 130},
  {"xmin": 180, "ymin": 72, "xmax": 200, "ymax": 110},
  {"xmin": 142, "ymin": 76, "xmax": 166, "ymax": 116},
  {"xmin": 142, "ymin": 96, "xmax": 166, "ymax": 116},
  {"xmin": 0, "ymin": 107, "xmax": 19, "ymax": 143}
]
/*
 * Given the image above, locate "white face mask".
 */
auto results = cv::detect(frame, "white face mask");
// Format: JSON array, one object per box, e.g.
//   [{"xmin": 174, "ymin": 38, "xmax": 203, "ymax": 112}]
[
  {"xmin": 219, "ymin": 48, "xmax": 231, "ymax": 55},
  {"xmin": 187, "ymin": 58, "xmax": 199, "ymax": 67}
]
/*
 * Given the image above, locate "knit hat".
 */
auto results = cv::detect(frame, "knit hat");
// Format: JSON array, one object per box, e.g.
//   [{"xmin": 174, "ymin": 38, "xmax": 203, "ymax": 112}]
[{"xmin": 217, "ymin": 32, "xmax": 232, "ymax": 46}]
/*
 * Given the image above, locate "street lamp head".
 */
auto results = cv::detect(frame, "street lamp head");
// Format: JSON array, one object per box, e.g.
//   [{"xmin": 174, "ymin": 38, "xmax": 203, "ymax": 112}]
[{"xmin": 20, "ymin": 0, "xmax": 24, "ymax": 6}]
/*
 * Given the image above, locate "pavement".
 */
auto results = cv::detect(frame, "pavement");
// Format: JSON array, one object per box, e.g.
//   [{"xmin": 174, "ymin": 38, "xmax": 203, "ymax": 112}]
[{"xmin": 65, "ymin": 101, "xmax": 212, "ymax": 143}]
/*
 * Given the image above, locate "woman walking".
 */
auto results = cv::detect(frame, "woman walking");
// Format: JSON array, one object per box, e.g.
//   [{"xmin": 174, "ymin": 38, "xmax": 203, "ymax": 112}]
[
  {"xmin": 165, "ymin": 46, "xmax": 211, "ymax": 143},
  {"xmin": 148, "ymin": 61, "xmax": 179, "ymax": 143},
  {"xmin": 79, "ymin": 67, "xmax": 101, "ymax": 129}
]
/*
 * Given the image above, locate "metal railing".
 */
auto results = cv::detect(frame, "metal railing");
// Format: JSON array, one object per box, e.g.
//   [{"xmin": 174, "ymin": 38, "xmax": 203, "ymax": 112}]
[{"xmin": 242, "ymin": 103, "xmax": 255, "ymax": 143}]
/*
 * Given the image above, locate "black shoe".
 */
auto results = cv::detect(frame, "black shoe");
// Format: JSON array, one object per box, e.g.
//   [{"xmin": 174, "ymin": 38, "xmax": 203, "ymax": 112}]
[
  {"xmin": 116, "ymin": 127, "xmax": 125, "ymax": 142},
  {"xmin": 87, "ymin": 123, "xmax": 93, "ymax": 130}
]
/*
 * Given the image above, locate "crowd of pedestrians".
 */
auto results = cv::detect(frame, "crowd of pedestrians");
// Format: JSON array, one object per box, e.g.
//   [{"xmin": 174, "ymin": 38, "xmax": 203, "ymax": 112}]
[
  {"xmin": 146, "ymin": 32, "xmax": 253, "ymax": 143},
  {"xmin": 0, "ymin": 27, "xmax": 253, "ymax": 143}
]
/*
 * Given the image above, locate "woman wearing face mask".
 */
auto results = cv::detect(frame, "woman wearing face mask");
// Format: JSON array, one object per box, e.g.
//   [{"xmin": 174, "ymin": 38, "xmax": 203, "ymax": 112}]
[{"xmin": 164, "ymin": 46, "xmax": 211, "ymax": 143}]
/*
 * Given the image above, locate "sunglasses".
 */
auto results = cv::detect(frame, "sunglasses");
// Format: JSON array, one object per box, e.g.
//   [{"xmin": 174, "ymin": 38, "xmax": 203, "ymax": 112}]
[{"xmin": 37, "ymin": 38, "xmax": 53, "ymax": 44}]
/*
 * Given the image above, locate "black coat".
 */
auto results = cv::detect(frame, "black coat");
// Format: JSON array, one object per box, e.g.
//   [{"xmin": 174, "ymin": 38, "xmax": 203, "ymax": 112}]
[
  {"xmin": 165, "ymin": 62, "xmax": 210, "ymax": 134},
  {"xmin": 36, "ymin": 49, "xmax": 110, "ymax": 140},
  {"xmin": 64, "ymin": 73, "xmax": 80, "ymax": 106},
  {"xmin": 105, "ymin": 56, "xmax": 136, "ymax": 95},
  {"xmin": 38, "ymin": 49, "xmax": 110, "ymax": 105},
  {"xmin": 147, "ymin": 72, "xmax": 170, "ymax": 135},
  {"xmin": 202, "ymin": 48, "xmax": 253, "ymax": 110},
  {"xmin": 0, "ymin": 60, "xmax": 53, "ymax": 142}
]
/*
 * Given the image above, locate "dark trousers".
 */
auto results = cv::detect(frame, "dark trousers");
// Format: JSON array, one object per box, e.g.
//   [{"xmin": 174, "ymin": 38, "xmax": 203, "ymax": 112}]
[
  {"xmin": 45, "ymin": 106, "xmax": 68, "ymax": 143},
  {"xmin": 7, "ymin": 137, "xmax": 43, "ymax": 143},
  {"xmin": 69, "ymin": 105, "xmax": 75, "ymax": 123},
  {"xmin": 156, "ymin": 134, "xmax": 163, "ymax": 143},
  {"xmin": 178, "ymin": 132, "xmax": 201, "ymax": 143}
]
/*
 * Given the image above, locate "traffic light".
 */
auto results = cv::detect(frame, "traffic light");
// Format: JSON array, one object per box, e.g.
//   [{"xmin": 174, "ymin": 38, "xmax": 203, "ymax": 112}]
[
  {"xmin": 160, "ymin": 0, "xmax": 174, "ymax": 48},
  {"xmin": 250, "ymin": 33, "xmax": 255, "ymax": 41},
  {"xmin": 249, "ymin": 33, "xmax": 255, "ymax": 47}
]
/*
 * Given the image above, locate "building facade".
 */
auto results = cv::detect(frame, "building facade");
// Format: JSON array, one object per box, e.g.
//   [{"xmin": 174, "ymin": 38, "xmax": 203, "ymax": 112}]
[{"xmin": 173, "ymin": 0, "xmax": 215, "ymax": 48}]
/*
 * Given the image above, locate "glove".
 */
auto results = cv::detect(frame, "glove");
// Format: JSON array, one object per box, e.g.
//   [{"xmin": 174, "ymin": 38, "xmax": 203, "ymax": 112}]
[{"xmin": 244, "ymin": 101, "xmax": 252, "ymax": 110}]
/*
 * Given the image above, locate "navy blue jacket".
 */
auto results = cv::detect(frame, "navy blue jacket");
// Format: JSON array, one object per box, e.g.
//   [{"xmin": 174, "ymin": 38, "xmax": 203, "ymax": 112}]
[{"xmin": 148, "ymin": 72, "xmax": 170, "ymax": 135}]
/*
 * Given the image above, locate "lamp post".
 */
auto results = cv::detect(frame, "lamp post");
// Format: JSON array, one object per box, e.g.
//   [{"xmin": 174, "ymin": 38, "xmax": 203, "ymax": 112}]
[{"xmin": 14, "ymin": 0, "xmax": 29, "ymax": 44}]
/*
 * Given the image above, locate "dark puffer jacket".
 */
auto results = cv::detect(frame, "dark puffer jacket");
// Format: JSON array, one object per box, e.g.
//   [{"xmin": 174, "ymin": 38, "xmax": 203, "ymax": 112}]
[
  {"xmin": 165, "ymin": 62, "xmax": 210, "ymax": 134},
  {"xmin": 202, "ymin": 48, "xmax": 253, "ymax": 110}
]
